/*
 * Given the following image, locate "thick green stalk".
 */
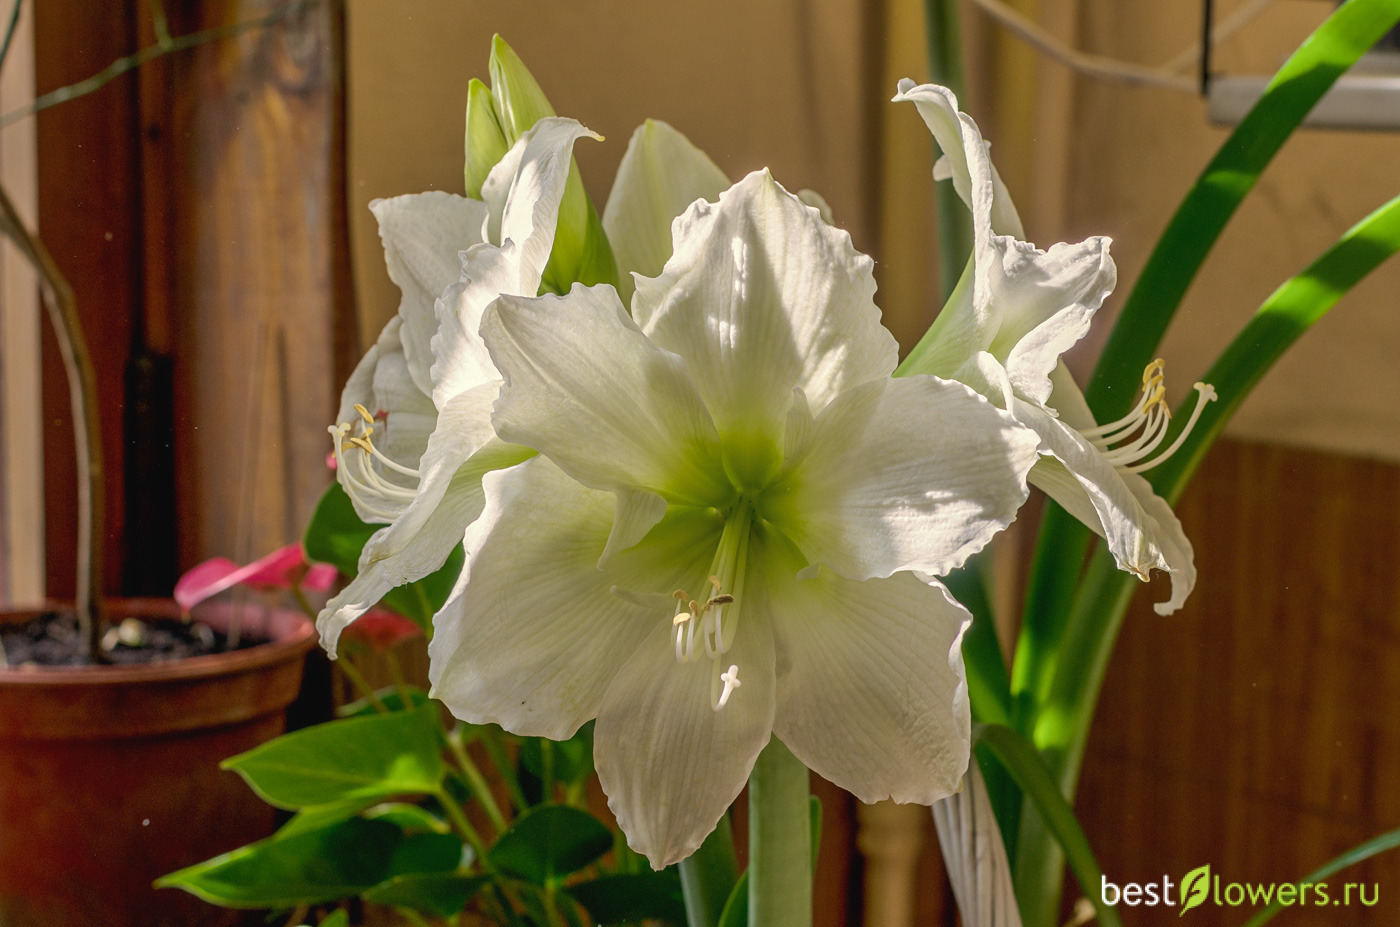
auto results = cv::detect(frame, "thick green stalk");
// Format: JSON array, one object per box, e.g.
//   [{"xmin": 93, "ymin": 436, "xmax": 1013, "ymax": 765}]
[
  {"xmin": 923, "ymin": 0, "xmax": 973, "ymax": 303},
  {"xmin": 679, "ymin": 816, "xmax": 740, "ymax": 927},
  {"xmin": 748, "ymin": 738, "xmax": 812, "ymax": 927}
]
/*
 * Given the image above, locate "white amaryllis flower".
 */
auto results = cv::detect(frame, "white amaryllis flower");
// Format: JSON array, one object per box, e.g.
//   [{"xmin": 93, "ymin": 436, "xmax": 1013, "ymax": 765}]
[
  {"xmin": 895, "ymin": 80, "xmax": 1216, "ymax": 614},
  {"xmin": 320, "ymin": 117, "xmax": 601, "ymax": 655},
  {"xmin": 428, "ymin": 170, "xmax": 1041, "ymax": 867}
]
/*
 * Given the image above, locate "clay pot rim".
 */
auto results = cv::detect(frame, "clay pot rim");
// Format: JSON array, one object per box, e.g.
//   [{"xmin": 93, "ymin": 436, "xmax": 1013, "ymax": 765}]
[{"xmin": 0, "ymin": 597, "xmax": 316, "ymax": 687}]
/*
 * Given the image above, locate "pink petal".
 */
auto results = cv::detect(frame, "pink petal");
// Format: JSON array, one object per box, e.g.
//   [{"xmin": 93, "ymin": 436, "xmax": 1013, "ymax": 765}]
[{"xmin": 341, "ymin": 608, "xmax": 422, "ymax": 652}]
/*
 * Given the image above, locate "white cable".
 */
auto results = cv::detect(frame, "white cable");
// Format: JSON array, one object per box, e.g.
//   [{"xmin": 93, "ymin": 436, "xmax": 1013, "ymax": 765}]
[{"xmin": 966, "ymin": 0, "xmax": 1276, "ymax": 94}]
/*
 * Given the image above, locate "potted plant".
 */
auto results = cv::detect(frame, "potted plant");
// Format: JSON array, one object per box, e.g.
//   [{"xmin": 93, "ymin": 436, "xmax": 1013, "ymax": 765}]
[{"xmin": 0, "ymin": 70, "xmax": 316, "ymax": 927}]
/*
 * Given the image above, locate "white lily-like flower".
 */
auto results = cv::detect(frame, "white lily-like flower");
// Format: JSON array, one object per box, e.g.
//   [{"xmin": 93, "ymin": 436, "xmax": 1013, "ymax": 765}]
[
  {"xmin": 428, "ymin": 170, "xmax": 1041, "ymax": 867},
  {"xmin": 319, "ymin": 117, "xmax": 602, "ymax": 655},
  {"xmin": 895, "ymin": 80, "xmax": 1216, "ymax": 614}
]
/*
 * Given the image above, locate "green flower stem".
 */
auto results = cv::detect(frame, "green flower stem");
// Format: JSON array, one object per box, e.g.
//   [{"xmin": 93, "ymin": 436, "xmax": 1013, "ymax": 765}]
[
  {"xmin": 748, "ymin": 737, "xmax": 813, "ymax": 927},
  {"xmin": 679, "ymin": 815, "xmax": 740, "ymax": 927},
  {"xmin": 922, "ymin": 0, "xmax": 973, "ymax": 303},
  {"xmin": 481, "ymin": 727, "xmax": 529, "ymax": 812},
  {"xmin": 336, "ymin": 656, "xmax": 388, "ymax": 714},
  {"xmin": 446, "ymin": 724, "xmax": 510, "ymax": 834},
  {"xmin": 434, "ymin": 784, "xmax": 492, "ymax": 866}
]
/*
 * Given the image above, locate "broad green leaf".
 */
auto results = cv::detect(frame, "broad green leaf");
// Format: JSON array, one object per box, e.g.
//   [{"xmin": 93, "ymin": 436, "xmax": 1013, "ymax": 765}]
[
  {"xmin": 317, "ymin": 910, "xmax": 350, "ymax": 927},
  {"xmin": 278, "ymin": 797, "xmax": 383, "ymax": 838},
  {"xmin": 156, "ymin": 818, "xmax": 404, "ymax": 908},
  {"xmin": 388, "ymin": 832, "xmax": 465, "ymax": 875},
  {"xmin": 1179, "ymin": 863, "xmax": 1211, "ymax": 916},
  {"xmin": 303, "ymin": 482, "xmax": 464, "ymax": 629},
  {"xmin": 223, "ymin": 702, "xmax": 445, "ymax": 809},
  {"xmin": 487, "ymin": 805, "xmax": 613, "ymax": 886},
  {"xmin": 364, "ymin": 802, "xmax": 451, "ymax": 835},
  {"xmin": 567, "ymin": 871, "xmax": 687, "ymax": 926},
  {"xmin": 365, "ymin": 872, "xmax": 491, "ymax": 917},
  {"xmin": 1242, "ymin": 827, "xmax": 1400, "ymax": 926},
  {"xmin": 975, "ymin": 725, "xmax": 1122, "ymax": 927}
]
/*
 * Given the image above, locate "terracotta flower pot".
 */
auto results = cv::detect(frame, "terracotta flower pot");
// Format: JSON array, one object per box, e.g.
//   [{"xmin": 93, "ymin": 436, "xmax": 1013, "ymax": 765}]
[{"xmin": 0, "ymin": 598, "xmax": 315, "ymax": 927}]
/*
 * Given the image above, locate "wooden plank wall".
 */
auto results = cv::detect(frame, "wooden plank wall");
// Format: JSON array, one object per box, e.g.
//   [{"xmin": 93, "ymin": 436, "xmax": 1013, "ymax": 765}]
[
  {"xmin": 1075, "ymin": 439, "xmax": 1400, "ymax": 925},
  {"xmin": 33, "ymin": 0, "xmax": 351, "ymax": 598}
]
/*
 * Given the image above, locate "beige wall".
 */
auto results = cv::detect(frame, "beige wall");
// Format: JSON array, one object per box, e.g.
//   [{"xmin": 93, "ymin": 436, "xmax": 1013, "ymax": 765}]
[{"xmin": 347, "ymin": 0, "xmax": 1400, "ymax": 463}]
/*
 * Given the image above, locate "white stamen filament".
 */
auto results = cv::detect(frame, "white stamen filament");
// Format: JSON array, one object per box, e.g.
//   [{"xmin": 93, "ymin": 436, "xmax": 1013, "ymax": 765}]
[
  {"xmin": 668, "ymin": 499, "xmax": 753, "ymax": 710},
  {"xmin": 1085, "ymin": 360, "xmax": 1217, "ymax": 474},
  {"xmin": 327, "ymin": 406, "xmax": 423, "ymax": 517}
]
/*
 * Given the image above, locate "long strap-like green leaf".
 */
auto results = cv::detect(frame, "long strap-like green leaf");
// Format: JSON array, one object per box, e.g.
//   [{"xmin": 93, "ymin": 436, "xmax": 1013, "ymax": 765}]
[
  {"xmin": 1014, "ymin": 0, "xmax": 1400, "ymax": 728},
  {"xmin": 975, "ymin": 725, "xmax": 1122, "ymax": 927},
  {"xmin": 1240, "ymin": 826, "xmax": 1400, "ymax": 927}
]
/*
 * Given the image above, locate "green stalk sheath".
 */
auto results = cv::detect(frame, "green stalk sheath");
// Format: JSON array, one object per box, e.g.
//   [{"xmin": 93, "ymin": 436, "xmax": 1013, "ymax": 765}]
[
  {"xmin": 748, "ymin": 738, "xmax": 813, "ymax": 927},
  {"xmin": 679, "ymin": 815, "xmax": 740, "ymax": 927},
  {"xmin": 923, "ymin": 0, "xmax": 973, "ymax": 303}
]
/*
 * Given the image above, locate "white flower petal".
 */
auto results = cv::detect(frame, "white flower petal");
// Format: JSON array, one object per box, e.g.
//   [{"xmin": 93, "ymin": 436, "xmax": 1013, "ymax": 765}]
[
  {"xmin": 1017, "ymin": 400, "xmax": 1196, "ymax": 614},
  {"xmin": 600, "ymin": 490, "xmax": 669, "ymax": 568},
  {"xmin": 428, "ymin": 457, "xmax": 668, "ymax": 739},
  {"xmin": 595, "ymin": 616, "xmax": 776, "ymax": 869},
  {"xmin": 603, "ymin": 119, "xmax": 729, "ymax": 304},
  {"xmin": 371, "ymin": 192, "xmax": 489, "ymax": 396},
  {"xmin": 987, "ymin": 236, "xmax": 1115, "ymax": 406},
  {"xmin": 632, "ymin": 170, "xmax": 897, "ymax": 483},
  {"xmin": 759, "ymin": 542, "xmax": 971, "ymax": 804},
  {"xmin": 432, "ymin": 117, "xmax": 599, "ymax": 409},
  {"xmin": 766, "ymin": 376, "xmax": 1037, "ymax": 580},
  {"xmin": 481, "ymin": 284, "xmax": 730, "ymax": 505},
  {"xmin": 892, "ymin": 80, "xmax": 1024, "ymax": 240},
  {"xmin": 1047, "ymin": 360, "xmax": 1096, "ymax": 433},
  {"xmin": 317, "ymin": 382, "xmax": 533, "ymax": 656}
]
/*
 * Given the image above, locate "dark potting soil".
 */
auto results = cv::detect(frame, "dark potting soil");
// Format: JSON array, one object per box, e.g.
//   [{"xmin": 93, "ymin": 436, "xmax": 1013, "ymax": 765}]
[{"xmin": 0, "ymin": 611, "xmax": 269, "ymax": 668}]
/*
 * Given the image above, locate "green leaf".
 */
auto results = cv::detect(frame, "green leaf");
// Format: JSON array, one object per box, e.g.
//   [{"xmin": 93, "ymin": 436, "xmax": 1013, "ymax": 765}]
[
  {"xmin": 365, "ymin": 872, "xmax": 491, "ymax": 918},
  {"xmin": 1149, "ymin": 193, "xmax": 1400, "ymax": 506},
  {"xmin": 303, "ymin": 482, "xmax": 463, "ymax": 629},
  {"xmin": 567, "ymin": 871, "xmax": 688, "ymax": 925},
  {"xmin": 364, "ymin": 802, "xmax": 451, "ymax": 835},
  {"xmin": 278, "ymin": 797, "xmax": 383, "ymax": 838},
  {"xmin": 975, "ymin": 725, "xmax": 1122, "ymax": 927},
  {"xmin": 318, "ymin": 910, "xmax": 350, "ymax": 927},
  {"xmin": 1014, "ymin": 0, "xmax": 1400, "ymax": 751},
  {"xmin": 1242, "ymin": 827, "xmax": 1400, "ymax": 926},
  {"xmin": 1179, "ymin": 863, "xmax": 1211, "ymax": 916},
  {"xmin": 487, "ymin": 805, "xmax": 613, "ymax": 886},
  {"xmin": 1087, "ymin": 0, "xmax": 1400, "ymax": 418},
  {"xmin": 156, "ymin": 818, "xmax": 405, "ymax": 908},
  {"xmin": 388, "ymin": 832, "xmax": 465, "ymax": 875},
  {"xmin": 222, "ymin": 702, "xmax": 446, "ymax": 809}
]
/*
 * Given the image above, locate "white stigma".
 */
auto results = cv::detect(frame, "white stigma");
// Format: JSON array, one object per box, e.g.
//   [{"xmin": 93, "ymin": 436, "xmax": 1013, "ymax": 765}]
[{"xmin": 716, "ymin": 665, "xmax": 741, "ymax": 710}]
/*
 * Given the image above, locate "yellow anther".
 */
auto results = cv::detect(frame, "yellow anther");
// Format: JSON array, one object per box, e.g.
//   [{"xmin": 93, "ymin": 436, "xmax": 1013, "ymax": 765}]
[
  {"xmin": 708, "ymin": 594, "xmax": 735, "ymax": 607},
  {"xmin": 708, "ymin": 575, "xmax": 722, "ymax": 593},
  {"xmin": 353, "ymin": 403, "xmax": 375, "ymax": 425},
  {"xmin": 673, "ymin": 612, "xmax": 692, "ymax": 626},
  {"xmin": 349, "ymin": 435, "xmax": 374, "ymax": 455},
  {"xmin": 1143, "ymin": 358, "xmax": 1165, "ymax": 386}
]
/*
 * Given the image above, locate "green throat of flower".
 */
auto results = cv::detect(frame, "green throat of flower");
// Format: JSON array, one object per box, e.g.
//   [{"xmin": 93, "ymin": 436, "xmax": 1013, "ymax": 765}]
[{"xmin": 1083, "ymin": 360, "xmax": 1217, "ymax": 473}]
